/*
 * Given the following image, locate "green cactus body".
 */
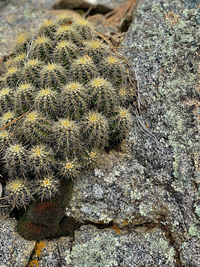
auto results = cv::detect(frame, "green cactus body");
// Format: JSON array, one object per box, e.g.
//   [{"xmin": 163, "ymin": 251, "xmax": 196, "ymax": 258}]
[
  {"xmin": 74, "ymin": 18, "xmax": 94, "ymax": 40},
  {"xmin": 32, "ymin": 35, "xmax": 53, "ymax": 61},
  {"xmin": 24, "ymin": 59, "xmax": 44, "ymax": 85},
  {"xmin": 89, "ymin": 77, "xmax": 118, "ymax": 114},
  {"xmin": 0, "ymin": 130, "xmax": 13, "ymax": 152},
  {"xmin": 19, "ymin": 111, "xmax": 52, "ymax": 143},
  {"xmin": 83, "ymin": 39, "xmax": 110, "ymax": 64},
  {"xmin": 38, "ymin": 19, "xmax": 56, "ymax": 39},
  {"xmin": 0, "ymin": 16, "xmax": 135, "ymax": 228},
  {"xmin": 0, "ymin": 110, "xmax": 15, "ymax": 127},
  {"xmin": 57, "ymin": 15, "xmax": 74, "ymax": 26},
  {"xmin": 14, "ymin": 83, "xmax": 36, "ymax": 114},
  {"xmin": 0, "ymin": 87, "xmax": 13, "ymax": 113},
  {"xmin": 6, "ymin": 53, "xmax": 26, "ymax": 69},
  {"xmin": 34, "ymin": 87, "xmax": 59, "ymax": 118},
  {"xmin": 15, "ymin": 32, "xmax": 30, "ymax": 52},
  {"xmin": 53, "ymin": 118, "xmax": 81, "ymax": 157},
  {"xmin": 27, "ymin": 145, "xmax": 54, "ymax": 175},
  {"xmin": 3, "ymin": 144, "xmax": 27, "ymax": 178},
  {"xmin": 55, "ymin": 24, "xmax": 82, "ymax": 45},
  {"xmin": 54, "ymin": 40, "xmax": 78, "ymax": 68},
  {"xmin": 40, "ymin": 63, "xmax": 66, "ymax": 89},
  {"xmin": 3, "ymin": 66, "xmax": 21, "ymax": 87},
  {"xmin": 34, "ymin": 175, "xmax": 60, "ymax": 202},
  {"xmin": 83, "ymin": 111, "xmax": 109, "ymax": 148},
  {"xmin": 100, "ymin": 55, "xmax": 127, "ymax": 86},
  {"xmin": 61, "ymin": 82, "xmax": 87, "ymax": 119},
  {"xmin": 111, "ymin": 107, "xmax": 132, "ymax": 141},
  {"xmin": 59, "ymin": 158, "xmax": 80, "ymax": 179},
  {"xmin": 71, "ymin": 55, "xmax": 98, "ymax": 84},
  {"xmin": 4, "ymin": 178, "xmax": 32, "ymax": 210}
]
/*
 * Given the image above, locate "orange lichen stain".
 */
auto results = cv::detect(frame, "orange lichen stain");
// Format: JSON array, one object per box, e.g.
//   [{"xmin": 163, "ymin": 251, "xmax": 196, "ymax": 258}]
[
  {"xmin": 165, "ymin": 11, "xmax": 180, "ymax": 25},
  {"xmin": 35, "ymin": 241, "xmax": 45, "ymax": 257},
  {"xmin": 112, "ymin": 224, "xmax": 121, "ymax": 234},
  {"xmin": 29, "ymin": 259, "xmax": 39, "ymax": 267},
  {"xmin": 123, "ymin": 220, "xmax": 128, "ymax": 226}
]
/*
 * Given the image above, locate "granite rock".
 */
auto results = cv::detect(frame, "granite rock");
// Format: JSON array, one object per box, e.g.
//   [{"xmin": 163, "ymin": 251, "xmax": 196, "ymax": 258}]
[
  {"xmin": 66, "ymin": 0, "xmax": 200, "ymax": 265},
  {"xmin": 0, "ymin": 217, "xmax": 35, "ymax": 267},
  {"xmin": 65, "ymin": 225, "xmax": 176, "ymax": 267},
  {"xmin": 35, "ymin": 237, "xmax": 72, "ymax": 267}
]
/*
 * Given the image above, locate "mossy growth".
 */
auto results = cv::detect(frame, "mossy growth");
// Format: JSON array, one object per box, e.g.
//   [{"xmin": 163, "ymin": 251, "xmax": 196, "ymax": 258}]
[{"xmin": 0, "ymin": 15, "xmax": 136, "ymax": 240}]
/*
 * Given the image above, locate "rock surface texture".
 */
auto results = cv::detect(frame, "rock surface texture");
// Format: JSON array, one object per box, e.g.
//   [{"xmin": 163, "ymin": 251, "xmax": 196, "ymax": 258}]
[
  {"xmin": 0, "ymin": 217, "xmax": 36, "ymax": 266},
  {"xmin": 65, "ymin": 0, "xmax": 199, "ymax": 266},
  {"xmin": 0, "ymin": 0, "xmax": 200, "ymax": 266}
]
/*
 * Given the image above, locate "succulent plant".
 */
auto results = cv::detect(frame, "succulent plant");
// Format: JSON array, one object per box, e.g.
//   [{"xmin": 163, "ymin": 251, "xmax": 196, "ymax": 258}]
[{"xmin": 0, "ymin": 15, "xmax": 135, "ymax": 213}]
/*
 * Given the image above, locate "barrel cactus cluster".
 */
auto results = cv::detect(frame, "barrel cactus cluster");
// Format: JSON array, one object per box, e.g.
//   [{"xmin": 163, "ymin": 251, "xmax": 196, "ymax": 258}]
[{"xmin": 0, "ymin": 15, "xmax": 134, "ymax": 211}]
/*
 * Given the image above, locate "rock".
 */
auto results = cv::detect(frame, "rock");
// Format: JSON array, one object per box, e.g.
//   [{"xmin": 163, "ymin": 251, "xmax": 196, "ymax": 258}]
[
  {"xmin": 123, "ymin": 0, "xmax": 199, "ymax": 265},
  {"xmin": 0, "ymin": 217, "xmax": 35, "ymax": 266},
  {"xmin": 66, "ymin": 0, "xmax": 200, "ymax": 265},
  {"xmin": 34, "ymin": 237, "xmax": 72, "ymax": 267},
  {"xmin": 64, "ymin": 225, "xmax": 176, "ymax": 266},
  {"xmin": 53, "ymin": 0, "xmax": 126, "ymax": 11}
]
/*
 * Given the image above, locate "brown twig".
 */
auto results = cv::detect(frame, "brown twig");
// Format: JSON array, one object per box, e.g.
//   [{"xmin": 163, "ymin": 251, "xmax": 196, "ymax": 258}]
[
  {"xmin": 104, "ymin": 0, "xmax": 137, "ymax": 25},
  {"xmin": 0, "ymin": 111, "xmax": 30, "ymax": 131}
]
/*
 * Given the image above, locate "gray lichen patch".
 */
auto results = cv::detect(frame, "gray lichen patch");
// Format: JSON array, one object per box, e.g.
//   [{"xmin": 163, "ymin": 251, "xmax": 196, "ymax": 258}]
[
  {"xmin": 122, "ymin": 0, "xmax": 200, "ymax": 265},
  {"xmin": 0, "ymin": 217, "xmax": 36, "ymax": 266},
  {"xmin": 67, "ymin": 151, "xmax": 173, "ymax": 226},
  {"xmin": 64, "ymin": 225, "xmax": 176, "ymax": 267}
]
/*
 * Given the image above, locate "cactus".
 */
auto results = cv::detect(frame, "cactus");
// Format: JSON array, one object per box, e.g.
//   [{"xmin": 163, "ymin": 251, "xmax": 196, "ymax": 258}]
[
  {"xmin": 15, "ymin": 32, "xmax": 30, "ymax": 52},
  {"xmin": 74, "ymin": 18, "xmax": 94, "ymax": 40},
  {"xmin": 0, "ymin": 15, "xmax": 135, "ymax": 223},
  {"xmin": 40, "ymin": 63, "xmax": 66, "ymax": 88},
  {"xmin": 24, "ymin": 59, "xmax": 44, "ymax": 85},
  {"xmin": 61, "ymin": 82, "xmax": 87, "ymax": 118},
  {"xmin": 34, "ymin": 88, "xmax": 59, "ymax": 118},
  {"xmin": 32, "ymin": 35, "xmax": 53, "ymax": 61},
  {"xmin": 83, "ymin": 111, "xmax": 109, "ymax": 148},
  {"xmin": 19, "ymin": 111, "xmax": 51, "ymax": 143},
  {"xmin": 3, "ymin": 143, "xmax": 27, "ymax": 177},
  {"xmin": 89, "ymin": 77, "xmax": 118, "ymax": 114},
  {"xmin": 0, "ymin": 130, "xmax": 13, "ymax": 152},
  {"xmin": 38, "ymin": 19, "xmax": 56, "ymax": 39},
  {"xmin": 0, "ymin": 110, "xmax": 15, "ymax": 126},
  {"xmin": 71, "ymin": 55, "xmax": 98, "ymax": 84},
  {"xmin": 100, "ymin": 55, "xmax": 127, "ymax": 86},
  {"xmin": 54, "ymin": 40, "xmax": 77, "ymax": 68},
  {"xmin": 111, "ymin": 107, "xmax": 132, "ymax": 141},
  {"xmin": 27, "ymin": 145, "xmax": 54, "ymax": 175},
  {"xmin": 4, "ymin": 178, "xmax": 32, "ymax": 210},
  {"xmin": 57, "ymin": 14, "xmax": 74, "ymax": 26},
  {"xmin": 83, "ymin": 39, "xmax": 110, "ymax": 64},
  {"xmin": 59, "ymin": 158, "xmax": 80, "ymax": 179},
  {"xmin": 55, "ymin": 24, "xmax": 81, "ymax": 45},
  {"xmin": 84, "ymin": 149, "xmax": 101, "ymax": 167},
  {"xmin": 3, "ymin": 66, "xmax": 21, "ymax": 87},
  {"xmin": 6, "ymin": 53, "xmax": 26, "ymax": 68},
  {"xmin": 53, "ymin": 118, "xmax": 81, "ymax": 156},
  {"xmin": 34, "ymin": 175, "xmax": 60, "ymax": 202},
  {"xmin": 0, "ymin": 87, "xmax": 13, "ymax": 113},
  {"xmin": 14, "ymin": 83, "xmax": 36, "ymax": 113}
]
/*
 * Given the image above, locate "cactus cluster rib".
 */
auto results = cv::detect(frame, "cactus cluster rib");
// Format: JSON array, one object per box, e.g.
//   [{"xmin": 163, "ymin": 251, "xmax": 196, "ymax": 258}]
[{"xmin": 0, "ymin": 15, "xmax": 135, "ymax": 210}]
